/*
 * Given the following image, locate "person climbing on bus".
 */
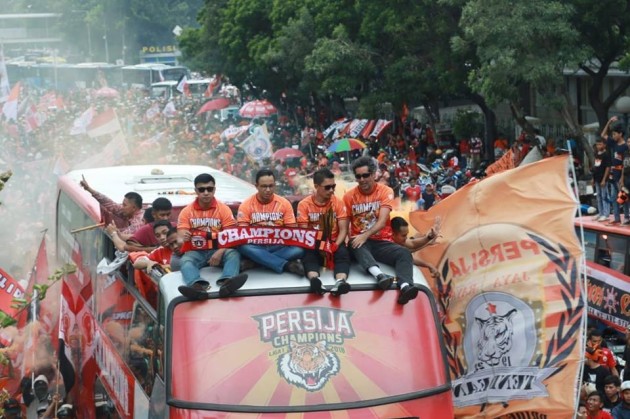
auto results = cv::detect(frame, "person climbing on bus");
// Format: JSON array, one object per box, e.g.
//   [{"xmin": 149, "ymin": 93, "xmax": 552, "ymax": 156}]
[
  {"xmin": 237, "ymin": 168, "xmax": 305, "ymax": 276},
  {"xmin": 343, "ymin": 156, "xmax": 419, "ymax": 305},
  {"xmin": 177, "ymin": 173, "xmax": 247, "ymax": 300},
  {"xmin": 297, "ymin": 168, "xmax": 351, "ymax": 296},
  {"xmin": 79, "ymin": 175, "xmax": 145, "ymax": 235},
  {"xmin": 109, "ymin": 197, "xmax": 174, "ymax": 252},
  {"xmin": 390, "ymin": 216, "xmax": 441, "ymax": 280}
]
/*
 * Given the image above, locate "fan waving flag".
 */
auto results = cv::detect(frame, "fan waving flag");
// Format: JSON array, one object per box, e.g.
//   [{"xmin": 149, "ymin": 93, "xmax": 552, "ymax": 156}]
[
  {"xmin": 2, "ymin": 82, "xmax": 20, "ymax": 121},
  {"xmin": 410, "ymin": 156, "xmax": 584, "ymax": 418},
  {"xmin": 58, "ymin": 279, "xmax": 77, "ymax": 396}
]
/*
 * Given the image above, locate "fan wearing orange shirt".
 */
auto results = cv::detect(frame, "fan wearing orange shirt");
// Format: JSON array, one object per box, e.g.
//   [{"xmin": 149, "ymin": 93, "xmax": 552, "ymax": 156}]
[
  {"xmin": 177, "ymin": 173, "xmax": 248, "ymax": 300},
  {"xmin": 237, "ymin": 169, "xmax": 305, "ymax": 275},
  {"xmin": 343, "ymin": 156, "xmax": 419, "ymax": 305},
  {"xmin": 297, "ymin": 168, "xmax": 351, "ymax": 296}
]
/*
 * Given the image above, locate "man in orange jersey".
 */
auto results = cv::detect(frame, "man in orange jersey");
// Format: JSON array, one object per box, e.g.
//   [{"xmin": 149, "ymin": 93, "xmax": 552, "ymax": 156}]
[
  {"xmin": 177, "ymin": 173, "xmax": 247, "ymax": 300},
  {"xmin": 237, "ymin": 168, "xmax": 305, "ymax": 275},
  {"xmin": 297, "ymin": 168, "xmax": 351, "ymax": 295},
  {"xmin": 343, "ymin": 156, "xmax": 418, "ymax": 305}
]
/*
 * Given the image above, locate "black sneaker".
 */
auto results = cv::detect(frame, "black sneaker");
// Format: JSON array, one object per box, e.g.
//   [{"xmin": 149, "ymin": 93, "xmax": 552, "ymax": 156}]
[
  {"xmin": 284, "ymin": 260, "xmax": 305, "ymax": 276},
  {"xmin": 240, "ymin": 259, "xmax": 257, "ymax": 272},
  {"xmin": 178, "ymin": 281, "xmax": 211, "ymax": 300},
  {"xmin": 309, "ymin": 277, "xmax": 326, "ymax": 295},
  {"xmin": 219, "ymin": 274, "xmax": 248, "ymax": 297},
  {"xmin": 397, "ymin": 284, "xmax": 419, "ymax": 305},
  {"xmin": 330, "ymin": 280, "xmax": 351, "ymax": 296},
  {"xmin": 376, "ymin": 273, "xmax": 394, "ymax": 290}
]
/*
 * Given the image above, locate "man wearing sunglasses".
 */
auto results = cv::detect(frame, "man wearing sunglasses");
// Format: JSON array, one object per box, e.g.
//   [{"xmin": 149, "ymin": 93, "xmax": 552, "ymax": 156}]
[
  {"xmin": 297, "ymin": 168, "xmax": 351, "ymax": 295},
  {"xmin": 343, "ymin": 156, "xmax": 418, "ymax": 305},
  {"xmin": 177, "ymin": 173, "xmax": 247, "ymax": 300}
]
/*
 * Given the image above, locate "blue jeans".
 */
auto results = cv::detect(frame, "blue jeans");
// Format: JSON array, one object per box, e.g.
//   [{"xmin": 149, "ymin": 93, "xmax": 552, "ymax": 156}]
[
  {"xmin": 180, "ymin": 249, "xmax": 241, "ymax": 286},
  {"xmin": 595, "ymin": 181, "xmax": 610, "ymax": 217},
  {"xmin": 238, "ymin": 245, "xmax": 304, "ymax": 273}
]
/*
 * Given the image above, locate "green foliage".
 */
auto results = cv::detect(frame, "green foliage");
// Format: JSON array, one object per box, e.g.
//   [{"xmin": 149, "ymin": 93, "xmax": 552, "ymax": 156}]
[{"xmin": 452, "ymin": 109, "xmax": 483, "ymax": 139}]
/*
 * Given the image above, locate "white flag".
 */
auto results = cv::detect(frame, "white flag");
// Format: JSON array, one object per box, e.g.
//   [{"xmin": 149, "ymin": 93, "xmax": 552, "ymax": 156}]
[
  {"xmin": 239, "ymin": 124, "xmax": 273, "ymax": 161},
  {"xmin": 70, "ymin": 107, "xmax": 95, "ymax": 135},
  {"xmin": 163, "ymin": 100, "xmax": 176, "ymax": 118},
  {"xmin": 0, "ymin": 49, "xmax": 10, "ymax": 103},
  {"xmin": 1, "ymin": 82, "xmax": 20, "ymax": 121}
]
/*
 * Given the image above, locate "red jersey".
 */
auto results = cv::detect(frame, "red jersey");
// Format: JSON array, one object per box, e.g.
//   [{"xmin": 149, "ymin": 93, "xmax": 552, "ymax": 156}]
[
  {"xmin": 343, "ymin": 183, "xmax": 394, "ymax": 241},
  {"xmin": 404, "ymin": 185, "xmax": 422, "ymax": 202},
  {"xmin": 296, "ymin": 195, "xmax": 348, "ymax": 241}
]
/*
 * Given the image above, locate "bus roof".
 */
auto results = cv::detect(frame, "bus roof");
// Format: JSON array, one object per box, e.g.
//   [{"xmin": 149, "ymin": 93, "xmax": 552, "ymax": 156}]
[
  {"xmin": 574, "ymin": 216, "xmax": 630, "ymax": 236},
  {"xmin": 58, "ymin": 165, "xmax": 256, "ymax": 222},
  {"xmin": 122, "ymin": 64, "xmax": 184, "ymax": 70},
  {"xmin": 150, "ymin": 81, "xmax": 178, "ymax": 87}
]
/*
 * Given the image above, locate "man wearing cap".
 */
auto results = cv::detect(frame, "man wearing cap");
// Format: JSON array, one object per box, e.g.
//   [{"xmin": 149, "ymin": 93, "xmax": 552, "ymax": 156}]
[{"xmin": 612, "ymin": 381, "xmax": 630, "ymax": 418}]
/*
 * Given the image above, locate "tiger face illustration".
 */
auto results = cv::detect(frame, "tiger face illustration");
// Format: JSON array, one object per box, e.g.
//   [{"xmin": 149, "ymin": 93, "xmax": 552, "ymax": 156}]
[
  {"xmin": 278, "ymin": 340, "xmax": 340, "ymax": 391},
  {"xmin": 474, "ymin": 308, "xmax": 518, "ymax": 370}
]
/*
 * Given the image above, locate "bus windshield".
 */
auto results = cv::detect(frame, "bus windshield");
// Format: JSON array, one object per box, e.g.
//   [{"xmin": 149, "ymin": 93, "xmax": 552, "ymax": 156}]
[{"xmin": 169, "ymin": 288, "xmax": 447, "ymax": 410}]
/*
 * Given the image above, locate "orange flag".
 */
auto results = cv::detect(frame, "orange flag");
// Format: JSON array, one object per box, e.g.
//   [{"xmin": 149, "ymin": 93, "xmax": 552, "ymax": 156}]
[{"xmin": 410, "ymin": 156, "xmax": 584, "ymax": 418}]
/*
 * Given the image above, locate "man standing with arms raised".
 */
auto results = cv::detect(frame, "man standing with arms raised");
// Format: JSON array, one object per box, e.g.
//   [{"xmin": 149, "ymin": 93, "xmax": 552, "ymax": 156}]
[
  {"xmin": 237, "ymin": 168, "xmax": 304, "ymax": 275},
  {"xmin": 177, "ymin": 173, "xmax": 247, "ymax": 300},
  {"xmin": 343, "ymin": 156, "xmax": 419, "ymax": 304},
  {"xmin": 297, "ymin": 168, "xmax": 351, "ymax": 295}
]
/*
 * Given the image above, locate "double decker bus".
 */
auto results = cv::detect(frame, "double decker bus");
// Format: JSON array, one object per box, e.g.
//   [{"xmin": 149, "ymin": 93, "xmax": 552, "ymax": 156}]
[
  {"xmin": 575, "ymin": 217, "xmax": 630, "ymax": 331},
  {"xmin": 56, "ymin": 165, "xmax": 454, "ymax": 418}
]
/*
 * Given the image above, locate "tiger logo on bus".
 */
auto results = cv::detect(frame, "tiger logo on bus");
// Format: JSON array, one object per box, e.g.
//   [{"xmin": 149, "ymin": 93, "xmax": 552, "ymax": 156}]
[{"xmin": 277, "ymin": 340, "xmax": 340, "ymax": 391}]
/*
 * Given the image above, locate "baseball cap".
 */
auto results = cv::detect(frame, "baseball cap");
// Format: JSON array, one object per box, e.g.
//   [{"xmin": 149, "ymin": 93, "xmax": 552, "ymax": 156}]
[
  {"xmin": 3, "ymin": 398, "xmax": 20, "ymax": 413},
  {"xmin": 622, "ymin": 381, "xmax": 630, "ymax": 392}
]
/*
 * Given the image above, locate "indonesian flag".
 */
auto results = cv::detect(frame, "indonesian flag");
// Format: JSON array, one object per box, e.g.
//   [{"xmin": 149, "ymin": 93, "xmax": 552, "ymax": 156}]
[
  {"xmin": 87, "ymin": 108, "xmax": 122, "ymax": 138},
  {"xmin": 410, "ymin": 156, "xmax": 584, "ymax": 418},
  {"xmin": 176, "ymin": 75, "xmax": 190, "ymax": 96},
  {"xmin": 163, "ymin": 100, "xmax": 177, "ymax": 118},
  {"xmin": 2, "ymin": 82, "xmax": 19, "ymax": 121},
  {"xmin": 70, "ymin": 107, "xmax": 95, "ymax": 135},
  {"xmin": 204, "ymin": 74, "xmax": 222, "ymax": 98}
]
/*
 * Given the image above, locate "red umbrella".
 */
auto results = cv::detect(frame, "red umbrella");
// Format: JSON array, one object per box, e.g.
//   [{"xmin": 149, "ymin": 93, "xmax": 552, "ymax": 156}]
[
  {"xmin": 94, "ymin": 87, "xmax": 119, "ymax": 98},
  {"xmin": 196, "ymin": 97, "xmax": 231, "ymax": 115},
  {"xmin": 273, "ymin": 147, "xmax": 304, "ymax": 161},
  {"xmin": 239, "ymin": 100, "xmax": 277, "ymax": 118}
]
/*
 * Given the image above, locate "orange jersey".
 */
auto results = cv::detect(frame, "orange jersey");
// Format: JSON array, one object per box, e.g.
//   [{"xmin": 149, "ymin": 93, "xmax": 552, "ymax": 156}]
[
  {"xmin": 178, "ymin": 198, "xmax": 236, "ymax": 232},
  {"xmin": 237, "ymin": 194, "xmax": 296, "ymax": 226},
  {"xmin": 296, "ymin": 195, "xmax": 348, "ymax": 241},
  {"xmin": 343, "ymin": 183, "xmax": 394, "ymax": 241}
]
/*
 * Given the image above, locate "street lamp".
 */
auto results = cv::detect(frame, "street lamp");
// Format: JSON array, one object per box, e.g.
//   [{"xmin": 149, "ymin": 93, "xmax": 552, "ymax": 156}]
[{"xmin": 615, "ymin": 96, "xmax": 630, "ymax": 138}]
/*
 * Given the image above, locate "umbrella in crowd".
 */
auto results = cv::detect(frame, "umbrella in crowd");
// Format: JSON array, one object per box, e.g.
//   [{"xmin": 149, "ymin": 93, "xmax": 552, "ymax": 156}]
[
  {"xmin": 94, "ymin": 87, "xmax": 119, "ymax": 98},
  {"xmin": 272, "ymin": 147, "xmax": 304, "ymax": 161},
  {"xmin": 196, "ymin": 97, "xmax": 231, "ymax": 115},
  {"xmin": 326, "ymin": 138, "xmax": 367, "ymax": 153},
  {"xmin": 239, "ymin": 100, "xmax": 277, "ymax": 118}
]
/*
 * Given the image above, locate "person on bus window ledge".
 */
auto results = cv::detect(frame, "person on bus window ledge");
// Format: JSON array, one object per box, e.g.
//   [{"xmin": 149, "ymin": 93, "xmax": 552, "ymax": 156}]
[
  {"xmin": 343, "ymin": 156, "xmax": 420, "ymax": 305},
  {"xmin": 236, "ymin": 168, "xmax": 305, "ymax": 276},
  {"xmin": 297, "ymin": 168, "xmax": 351, "ymax": 296},
  {"xmin": 600, "ymin": 117, "xmax": 629, "ymax": 226},
  {"xmin": 177, "ymin": 173, "xmax": 247, "ymax": 300},
  {"xmin": 109, "ymin": 197, "xmax": 174, "ymax": 252},
  {"xmin": 390, "ymin": 216, "xmax": 441, "ymax": 281},
  {"xmin": 79, "ymin": 176, "xmax": 144, "ymax": 236}
]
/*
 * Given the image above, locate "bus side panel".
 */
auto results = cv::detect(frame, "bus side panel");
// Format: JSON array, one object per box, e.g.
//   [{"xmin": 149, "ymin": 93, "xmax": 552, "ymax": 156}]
[
  {"xmin": 167, "ymin": 392, "xmax": 454, "ymax": 418},
  {"xmin": 585, "ymin": 261, "xmax": 630, "ymax": 332}
]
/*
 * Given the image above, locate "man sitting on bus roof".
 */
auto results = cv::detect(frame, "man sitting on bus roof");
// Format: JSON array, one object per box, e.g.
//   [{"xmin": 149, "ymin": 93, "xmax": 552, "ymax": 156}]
[
  {"xmin": 177, "ymin": 173, "xmax": 248, "ymax": 300},
  {"xmin": 237, "ymin": 168, "xmax": 305, "ymax": 276},
  {"xmin": 297, "ymin": 168, "xmax": 351, "ymax": 295},
  {"xmin": 344, "ymin": 156, "xmax": 419, "ymax": 305},
  {"xmin": 80, "ymin": 176, "xmax": 145, "ymax": 235},
  {"xmin": 109, "ymin": 197, "xmax": 174, "ymax": 252}
]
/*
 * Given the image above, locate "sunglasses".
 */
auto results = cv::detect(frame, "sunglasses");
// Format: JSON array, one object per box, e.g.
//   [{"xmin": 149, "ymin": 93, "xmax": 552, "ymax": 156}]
[
  {"xmin": 354, "ymin": 173, "xmax": 371, "ymax": 179},
  {"xmin": 321, "ymin": 184, "xmax": 336, "ymax": 191},
  {"xmin": 196, "ymin": 186, "xmax": 215, "ymax": 193}
]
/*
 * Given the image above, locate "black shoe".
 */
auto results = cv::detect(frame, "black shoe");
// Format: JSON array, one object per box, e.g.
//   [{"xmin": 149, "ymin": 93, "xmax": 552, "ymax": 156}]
[
  {"xmin": 397, "ymin": 284, "xmax": 419, "ymax": 305},
  {"xmin": 178, "ymin": 281, "xmax": 211, "ymax": 300},
  {"xmin": 284, "ymin": 260, "xmax": 305, "ymax": 276},
  {"xmin": 330, "ymin": 280, "xmax": 351, "ymax": 296},
  {"xmin": 376, "ymin": 273, "xmax": 394, "ymax": 290},
  {"xmin": 219, "ymin": 274, "xmax": 248, "ymax": 297},
  {"xmin": 309, "ymin": 277, "xmax": 326, "ymax": 295},
  {"xmin": 240, "ymin": 259, "xmax": 257, "ymax": 272}
]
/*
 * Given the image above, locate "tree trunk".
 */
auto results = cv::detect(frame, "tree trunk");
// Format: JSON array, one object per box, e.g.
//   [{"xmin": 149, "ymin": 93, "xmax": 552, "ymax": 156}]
[
  {"xmin": 470, "ymin": 93, "xmax": 497, "ymax": 162},
  {"xmin": 421, "ymin": 98, "xmax": 441, "ymax": 127}
]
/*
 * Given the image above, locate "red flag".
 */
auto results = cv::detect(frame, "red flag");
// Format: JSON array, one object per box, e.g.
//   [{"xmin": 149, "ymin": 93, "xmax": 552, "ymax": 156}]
[
  {"xmin": 0, "ymin": 268, "xmax": 25, "ymax": 320},
  {"xmin": 19, "ymin": 237, "xmax": 49, "ymax": 328},
  {"xmin": 204, "ymin": 74, "xmax": 222, "ymax": 98},
  {"xmin": 87, "ymin": 108, "xmax": 122, "ymax": 138},
  {"xmin": 58, "ymin": 280, "xmax": 77, "ymax": 396}
]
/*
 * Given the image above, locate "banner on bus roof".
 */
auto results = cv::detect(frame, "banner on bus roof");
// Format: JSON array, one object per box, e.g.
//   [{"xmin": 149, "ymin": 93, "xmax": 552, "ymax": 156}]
[{"xmin": 410, "ymin": 156, "xmax": 585, "ymax": 418}]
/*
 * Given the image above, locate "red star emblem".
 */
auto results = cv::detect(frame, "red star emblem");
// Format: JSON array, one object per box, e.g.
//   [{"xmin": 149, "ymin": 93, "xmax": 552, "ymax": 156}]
[{"xmin": 486, "ymin": 303, "xmax": 497, "ymax": 315}]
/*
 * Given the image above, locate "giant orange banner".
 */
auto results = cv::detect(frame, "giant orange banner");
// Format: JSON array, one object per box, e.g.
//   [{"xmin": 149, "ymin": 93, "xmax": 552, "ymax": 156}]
[{"xmin": 410, "ymin": 156, "xmax": 584, "ymax": 418}]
